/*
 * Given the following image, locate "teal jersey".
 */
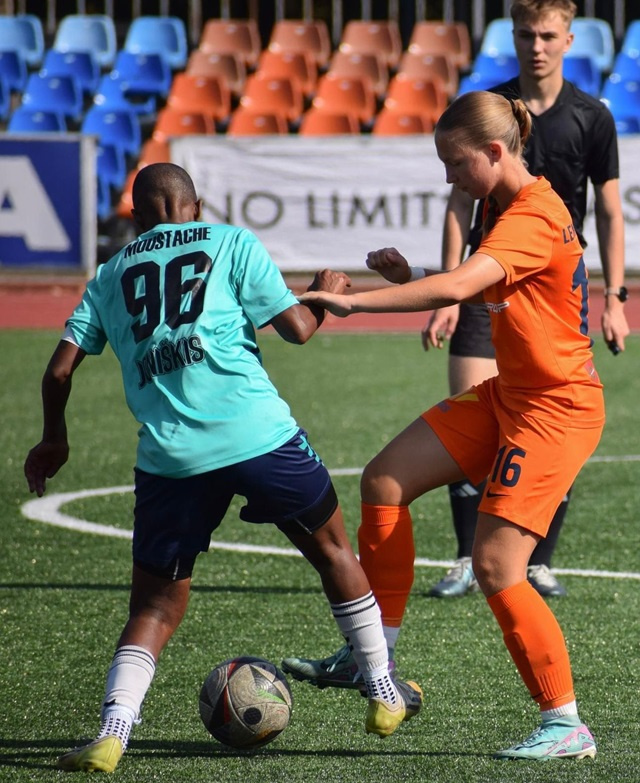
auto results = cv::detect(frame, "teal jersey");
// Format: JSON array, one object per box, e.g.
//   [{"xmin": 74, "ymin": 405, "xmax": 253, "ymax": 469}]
[{"xmin": 65, "ymin": 222, "xmax": 299, "ymax": 477}]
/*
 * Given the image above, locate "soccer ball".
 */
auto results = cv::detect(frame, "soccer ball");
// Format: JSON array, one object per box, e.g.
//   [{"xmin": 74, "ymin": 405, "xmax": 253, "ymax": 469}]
[{"xmin": 199, "ymin": 656, "xmax": 293, "ymax": 749}]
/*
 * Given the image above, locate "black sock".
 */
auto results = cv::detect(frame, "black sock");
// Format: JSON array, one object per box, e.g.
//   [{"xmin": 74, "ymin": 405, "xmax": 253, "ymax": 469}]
[
  {"xmin": 530, "ymin": 488, "xmax": 572, "ymax": 567},
  {"xmin": 449, "ymin": 479, "xmax": 485, "ymax": 558}
]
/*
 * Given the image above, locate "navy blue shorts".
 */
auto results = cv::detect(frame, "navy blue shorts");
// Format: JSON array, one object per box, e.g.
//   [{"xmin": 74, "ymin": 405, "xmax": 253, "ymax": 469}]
[
  {"xmin": 450, "ymin": 302, "xmax": 496, "ymax": 359},
  {"xmin": 132, "ymin": 429, "xmax": 338, "ymax": 580}
]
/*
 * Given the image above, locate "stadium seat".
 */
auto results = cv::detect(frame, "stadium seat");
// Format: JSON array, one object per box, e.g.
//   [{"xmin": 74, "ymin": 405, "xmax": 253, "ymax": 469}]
[
  {"xmin": 53, "ymin": 14, "xmax": 117, "ymax": 69},
  {"xmin": 569, "ymin": 17, "xmax": 614, "ymax": 74},
  {"xmin": 0, "ymin": 50, "xmax": 28, "ymax": 94},
  {"xmin": 0, "ymin": 14, "xmax": 45, "ymax": 68},
  {"xmin": 97, "ymin": 172, "xmax": 113, "ymax": 221},
  {"xmin": 7, "ymin": 107, "xmax": 67, "ymax": 132},
  {"xmin": 186, "ymin": 50, "xmax": 247, "ymax": 98},
  {"xmin": 299, "ymin": 107, "xmax": 360, "ymax": 135},
  {"xmin": 457, "ymin": 72, "xmax": 509, "ymax": 95},
  {"xmin": 167, "ymin": 73, "xmax": 231, "ymax": 123},
  {"xmin": 97, "ymin": 142, "xmax": 127, "ymax": 189},
  {"xmin": 621, "ymin": 20, "xmax": 640, "ymax": 59},
  {"xmin": 93, "ymin": 74, "xmax": 157, "ymax": 116},
  {"xmin": 338, "ymin": 20, "xmax": 402, "ymax": 69},
  {"xmin": 152, "ymin": 107, "xmax": 216, "ymax": 142},
  {"xmin": 609, "ymin": 52, "xmax": 640, "ymax": 83},
  {"xmin": 138, "ymin": 138, "xmax": 171, "ymax": 166},
  {"xmin": 408, "ymin": 21, "xmax": 472, "ymax": 69},
  {"xmin": 227, "ymin": 106, "xmax": 289, "ymax": 135},
  {"xmin": 257, "ymin": 50, "xmax": 318, "ymax": 98},
  {"xmin": 479, "ymin": 18, "xmax": 515, "ymax": 58},
  {"xmin": 397, "ymin": 52, "xmax": 458, "ymax": 98},
  {"xmin": 198, "ymin": 19, "xmax": 262, "ymax": 69},
  {"xmin": 268, "ymin": 19, "xmax": 332, "ymax": 69},
  {"xmin": 41, "ymin": 50, "xmax": 100, "ymax": 96},
  {"xmin": 111, "ymin": 51, "xmax": 173, "ymax": 100},
  {"xmin": 470, "ymin": 53, "xmax": 519, "ymax": 84},
  {"xmin": 600, "ymin": 78, "xmax": 640, "ymax": 124},
  {"xmin": 328, "ymin": 51, "xmax": 388, "ymax": 98},
  {"xmin": 562, "ymin": 55, "xmax": 601, "ymax": 96},
  {"xmin": 0, "ymin": 76, "xmax": 12, "ymax": 121},
  {"xmin": 21, "ymin": 73, "xmax": 84, "ymax": 122},
  {"xmin": 384, "ymin": 73, "xmax": 447, "ymax": 125},
  {"xmin": 372, "ymin": 107, "xmax": 434, "ymax": 135},
  {"xmin": 82, "ymin": 105, "xmax": 142, "ymax": 158},
  {"xmin": 240, "ymin": 73, "xmax": 304, "ymax": 124},
  {"xmin": 124, "ymin": 16, "xmax": 188, "ymax": 71},
  {"xmin": 312, "ymin": 73, "xmax": 376, "ymax": 126}
]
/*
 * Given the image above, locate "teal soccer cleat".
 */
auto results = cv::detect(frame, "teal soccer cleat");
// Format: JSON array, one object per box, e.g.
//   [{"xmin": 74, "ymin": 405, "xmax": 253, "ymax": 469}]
[
  {"xmin": 282, "ymin": 643, "xmax": 395, "ymax": 692},
  {"xmin": 495, "ymin": 717, "xmax": 596, "ymax": 760}
]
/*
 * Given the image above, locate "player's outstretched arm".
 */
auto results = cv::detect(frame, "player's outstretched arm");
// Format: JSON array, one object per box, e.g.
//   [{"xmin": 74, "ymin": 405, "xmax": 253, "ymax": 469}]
[
  {"xmin": 24, "ymin": 340, "xmax": 86, "ymax": 496},
  {"xmin": 270, "ymin": 269, "xmax": 352, "ymax": 344}
]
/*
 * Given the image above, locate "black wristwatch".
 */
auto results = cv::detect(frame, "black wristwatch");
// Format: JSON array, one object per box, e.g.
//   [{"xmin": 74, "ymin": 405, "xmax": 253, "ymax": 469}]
[{"xmin": 604, "ymin": 286, "xmax": 628, "ymax": 302}]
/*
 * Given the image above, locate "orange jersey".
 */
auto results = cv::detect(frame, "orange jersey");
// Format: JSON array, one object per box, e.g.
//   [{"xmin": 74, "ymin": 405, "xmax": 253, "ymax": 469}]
[{"xmin": 477, "ymin": 177, "xmax": 604, "ymax": 426}]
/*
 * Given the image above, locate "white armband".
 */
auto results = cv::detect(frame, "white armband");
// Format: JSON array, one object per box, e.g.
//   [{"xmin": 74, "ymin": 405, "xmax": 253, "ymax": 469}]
[{"xmin": 409, "ymin": 266, "xmax": 427, "ymax": 282}]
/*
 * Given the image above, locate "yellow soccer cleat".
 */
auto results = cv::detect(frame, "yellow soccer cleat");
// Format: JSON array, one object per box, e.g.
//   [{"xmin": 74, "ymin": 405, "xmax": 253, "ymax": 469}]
[
  {"xmin": 365, "ymin": 679, "xmax": 423, "ymax": 738},
  {"xmin": 57, "ymin": 736, "xmax": 123, "ymax": 773}
]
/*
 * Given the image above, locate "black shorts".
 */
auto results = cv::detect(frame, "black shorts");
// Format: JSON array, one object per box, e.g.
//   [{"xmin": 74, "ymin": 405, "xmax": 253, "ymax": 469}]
[
  {"xmin": 132, "ymin": 429, "xmax": 338, "ymax": 580},
  {"xmin": 449, "ymin": 302, "xmax": 496, "ymax": 359}
]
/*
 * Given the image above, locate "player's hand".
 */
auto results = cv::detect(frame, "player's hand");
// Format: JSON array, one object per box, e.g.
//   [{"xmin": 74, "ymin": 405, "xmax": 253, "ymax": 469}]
[
  {"xmin": 24, "ymin": 440, "xmax": 69, "ymax": 497},
  {"xmin": 422, "ymin": 305, "xmax": 460, "ymax": 351},
  {"xmin": 297, "ymin": 291, "xmax": 353, "ymax": 318},
  {"xmin": 366, "ymin": 247, "xmax": 411, "ymax": 284},
  {"xmin": 601, "ymin": 302, "xmax": 630, "ymax": 354},
  {"xmin": 307, "ymin": 269, "xmax": 352, "ymax": 295}
]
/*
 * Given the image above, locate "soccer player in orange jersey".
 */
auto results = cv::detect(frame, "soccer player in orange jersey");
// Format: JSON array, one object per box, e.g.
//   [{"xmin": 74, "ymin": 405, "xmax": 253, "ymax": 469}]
[{"xmin": 288, "ymin": 90, "xmax": 602, "ymax": 760}]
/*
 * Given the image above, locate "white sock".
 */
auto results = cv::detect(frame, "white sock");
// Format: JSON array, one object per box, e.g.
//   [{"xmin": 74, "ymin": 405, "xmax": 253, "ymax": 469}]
[
  {"xmin": 101, "ymin": 645, "xmax": 156, "ymax": 727},
  {"xmin": 541, "ymin": 700, "xmax": 579, "ymax": 722},
  {"xmin": 97, "ymin": 706, "xmax": 136, "ymax": 750},
  {"xmin": 330, "ymin": 592, "xmax": 396, "ymax": 703}
]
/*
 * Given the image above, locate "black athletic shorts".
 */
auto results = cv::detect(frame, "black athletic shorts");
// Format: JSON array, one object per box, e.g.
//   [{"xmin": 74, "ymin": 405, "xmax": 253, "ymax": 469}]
[
  {"xmin": 132, "ymin": 429, "xmax": 338, "ymax": 580},
  {"xmin": 449, "ymin": 302, "xmax": 496, "ymax": 359}
]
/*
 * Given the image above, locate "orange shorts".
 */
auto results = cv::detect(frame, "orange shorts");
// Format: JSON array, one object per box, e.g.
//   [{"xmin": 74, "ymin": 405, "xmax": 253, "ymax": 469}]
[{"xmin": 422, "ymin": 377, "xmax": 604, "ymax": 537}]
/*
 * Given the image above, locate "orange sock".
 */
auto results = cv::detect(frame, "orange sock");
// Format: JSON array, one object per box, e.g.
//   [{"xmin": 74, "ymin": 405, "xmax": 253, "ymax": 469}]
[
  {"xmin": 487, "ymin": 580, "xmax": 575, "ymax": 710},
  {"xmin": 358, "ymin": 503, "xmax": 415, "ymax": 627}
]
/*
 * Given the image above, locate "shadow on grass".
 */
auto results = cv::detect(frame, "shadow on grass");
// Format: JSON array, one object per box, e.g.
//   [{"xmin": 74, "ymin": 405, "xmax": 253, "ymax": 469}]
[{"xmin": 0, "ymin": 582, "xmax": 322, "ymax": 596}]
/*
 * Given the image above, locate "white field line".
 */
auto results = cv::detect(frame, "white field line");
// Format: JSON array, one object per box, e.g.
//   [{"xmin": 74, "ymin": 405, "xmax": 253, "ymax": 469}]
[{"xmin": 20, "ymin": 455, "xmax": 640, "ymax": 582}]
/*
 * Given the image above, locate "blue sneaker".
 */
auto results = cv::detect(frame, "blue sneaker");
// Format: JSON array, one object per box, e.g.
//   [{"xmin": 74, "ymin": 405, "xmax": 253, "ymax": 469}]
[
  {"xmin": 495, "ymin": 717, "xmax": 597, "ymax": 760},
  {"xmin": 428, "ymin": 557, "xmax": 479, "ymax": 598},
  {"xmin": 282, "ymin": 644, "xmax": 395, "ymax": 692}
]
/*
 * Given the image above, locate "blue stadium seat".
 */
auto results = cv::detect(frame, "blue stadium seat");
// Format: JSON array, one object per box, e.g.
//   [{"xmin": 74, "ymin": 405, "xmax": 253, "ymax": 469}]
[
  {"xmin": 608, "ymin": 52, "xmax": 640, "ymax": 84},
  {"xmin": 93, "ymin": 73, "xmax": 157, "ymax": 116},
  {"xmin": 0, "ymin": 14, "xmax": 45, "ymax": 68},
  {"xmin": 600, "ymin": 78, "xmax": 640, "ymax": 123},
  {"xmin": 21, "ymin": 73, "xmax": 84, "ymax": 122},
  {"xmin": 41, "ymin": 50, "xmax": 101, "ymax": 95},
  {"xmin": 569, "ymin": 18, "xmax": 614, "ymax": 74},
  {"xmin": 614, "ymin": 115, "xmax": 640, "ymax": 136},
  {"xmin": 0, "ymin": 75, "xmax": 10, "ymax": 121},
  {"xmin": 470, "ymin": 53, "xmax": 519, "ymax": 83},
  {"xmin": 621, "ymin": 20, "xmax": 640, "ymax": 59},
  {"xmin": 97, "ymin": 142, "xmax": 128, "ymax": 189},
  {"xmin": 0, "ymin": 50, "xmax": 28, "ymax": 93},
  {"xmin": 479, "ymin": 18, "xmax": 515, "ymax": 58},
  {"xmin": 82, "ymin": 105, "xmax": 142, "ymax": 158},
  {"xmin": 457, "ymin": 72, "xmax": 508, "ymax": 96},
  {"xmin": 53, "ymin": 14, "xmax": 117, "ymax": 69},
  {"xmin": 123, "ymin": 16, "xmax": 188, "ymax": 70},
  {"xmin": 97, "ymin": 173, "xmax": 113, "ymax": 221},
  {"xmin": 563, "ymin": 55, "xmax": 601, "ymax": 96},
  {"xmin": 7, "ymin": 107, "xmax": 67, "ymax": 132},
  {"xmin": 111, "ymin": 51, "xmax": 173, "ymax": 100}
]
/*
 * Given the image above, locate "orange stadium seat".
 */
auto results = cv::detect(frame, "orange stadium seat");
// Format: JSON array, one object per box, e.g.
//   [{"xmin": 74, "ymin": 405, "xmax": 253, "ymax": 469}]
[
  {"xmin": 186, "ymin": 50, "xmax": 247, "ymax": 98},
  {"xmin": 398, "ymin": 51, "xmax": 459, "ymax": 98},
  {"xmin": 198, "ymin": 19, "xmax": 261, "ymax": 69},
  {"xmin": 338, "ymin": 20, "xmax": 402, "ymax": 69},
  {"xmin": 372, "ymin": 107, "xmax": 434, "ymax": 135},
  {"xmin": 299, "ymin": 107, "xmax": 360, "ymax": 135},
  {"xmin": 227, "ymin": 106, "xmax": 289, "ymax": 135},
  {"xmin": 240, "ymin": 73, "xmax": 304, "ymax": 124},
  {"xmin": 312, "ymin": 73, "xmax": 376, "ymax": 125},
  {"xmin": 138, "ymin": 138, "xmax": 170, "ymax": 166},
  {"xmin": 167, "ymin": 72, "xmax": 231, "ymax": 123},
  {"xmin": 408, "ymin": 21, "xmax": 472, "ymax": 70},
  {"xmin": 384, "ymin": 73, "xmax": 448, "ymax": 125},
  {"xmin": 152, "ymin": 107, "xmax": 216, "ymax": 142},
  {"xmin": 268, "ymin": 19, "xmax": 331, "ymax": 69},
  {"xmin": 327, "ymin": 50, "xmax": 388, "ymax": 98},
  {"xmin": 257, "ymin": 50, "xmax": 318, "ymax": 97}
]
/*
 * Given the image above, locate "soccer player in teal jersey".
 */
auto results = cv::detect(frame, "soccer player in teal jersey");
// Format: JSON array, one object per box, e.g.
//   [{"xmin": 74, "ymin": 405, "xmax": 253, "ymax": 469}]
[{"xmin": 24, "ymin": 163, "xmax": 422, "ymax": 774}]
